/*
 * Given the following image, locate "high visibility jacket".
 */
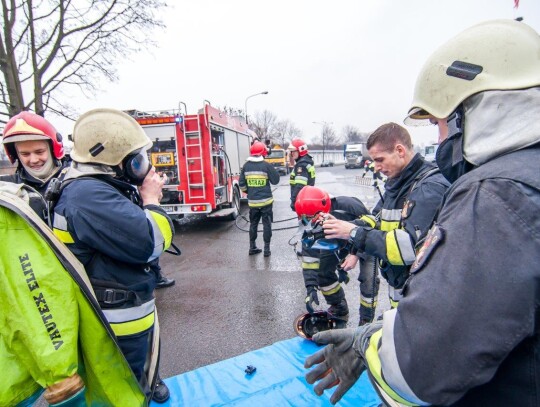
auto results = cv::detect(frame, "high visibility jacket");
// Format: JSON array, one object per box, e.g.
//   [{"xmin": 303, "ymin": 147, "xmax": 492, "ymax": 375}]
[
  {"xmin": 0, "ymin": 186, "xmax": 145, "ymax": 406},
  {"xmin": 290, "ymin": 154, "xmax": 315, "ymax": 208},
  {"xmin": 364, "ymin": 147, "xmax": 540, "ymax": 406},
  {"xmin": 53, "ymin": 175, "xmax": 173, "ymax": 338},
  {"xmin": 350, "ymin": 154, "xmax": 449, "ymax": 291},
  {"xmin": 239, "ymin": 156, "xmax": 280, "ymax": 207}
]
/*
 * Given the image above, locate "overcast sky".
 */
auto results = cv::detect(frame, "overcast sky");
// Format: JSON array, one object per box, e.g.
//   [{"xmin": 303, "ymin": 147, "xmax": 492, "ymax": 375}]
[{"xmin": 59, "ymin": 0, "xmax": 540, "ymax": 147}]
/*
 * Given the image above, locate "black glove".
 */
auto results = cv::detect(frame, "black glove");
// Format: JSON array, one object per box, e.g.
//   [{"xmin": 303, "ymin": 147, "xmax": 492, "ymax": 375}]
[
  {"xmin": 337, "ymin": 266, "xmax": 349, "ymax": 284},
  {"xmin": 305, "ymin": 320, "xmax": 383, "ymax": 405},
  {"xmin": 305, "ymin": 286, "xmax": 319, "ymax": 314}
]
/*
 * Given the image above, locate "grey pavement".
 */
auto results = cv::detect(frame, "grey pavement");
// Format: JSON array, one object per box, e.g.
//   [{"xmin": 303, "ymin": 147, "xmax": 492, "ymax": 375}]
[{"xmin": 156, "ymin": 166, "xmax": 390, "ymax": 379}]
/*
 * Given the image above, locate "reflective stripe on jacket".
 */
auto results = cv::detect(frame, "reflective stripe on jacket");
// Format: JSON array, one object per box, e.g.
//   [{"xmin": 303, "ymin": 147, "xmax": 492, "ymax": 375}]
[
  {"xmin": 239, "ymin": 156, "xmax": 280, "ymax": 208},
  {"xmin": 290, "ymin": 154, "xmax": 315, "ymax": 207},
  {"xmin": 53, "ymin": 176, "xmax": 173, "ymax": 335}
]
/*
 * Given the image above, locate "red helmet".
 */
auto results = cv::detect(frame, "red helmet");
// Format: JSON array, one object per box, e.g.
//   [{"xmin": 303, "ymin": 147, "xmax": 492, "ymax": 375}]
[
  {"xmin": 295, "ymin": 186, "xmax": 331, "ymax": 217},
  {"xmin": 287, "ymin": 138, "xmax": 308, "ymax": 156},
  {"xmin": 2, "ymin": 111, "xmax": 64, "ymax": 163},
  {"xmin": 250, "ymin": 141, "xmax": 268, "ymax": 157}
]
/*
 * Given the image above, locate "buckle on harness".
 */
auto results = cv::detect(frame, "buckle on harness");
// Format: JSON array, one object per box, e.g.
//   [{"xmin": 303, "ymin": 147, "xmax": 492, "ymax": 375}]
[{"xmin": 98, "ymin": 288, "xmax": 130, "ymax": 306}]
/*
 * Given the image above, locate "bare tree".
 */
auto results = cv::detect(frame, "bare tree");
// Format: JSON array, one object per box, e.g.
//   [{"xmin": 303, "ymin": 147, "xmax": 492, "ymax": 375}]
[
  {"xmin": 0, "ymin": 0, "xmax": 167, "ymax": 122},
  {"xmin": 249, "ymin": 110, "xmax": 278, "ymax": 141},
  {"xmin": 314, "ymin": 123, "xmax": 339, "ymax": 161},
  {"xmin": 342, "ymin": 125, "xmax": 368, "ymax": 143},
  {"xmin": 272, "ymin": 118, "xmax": 302, "ymax": 147}
]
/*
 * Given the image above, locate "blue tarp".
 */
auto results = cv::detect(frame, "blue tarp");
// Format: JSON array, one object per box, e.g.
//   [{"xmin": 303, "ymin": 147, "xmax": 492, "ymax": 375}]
[{"xmin": 152, "ymin": 337, "xmax": 381, "ymax": 406}]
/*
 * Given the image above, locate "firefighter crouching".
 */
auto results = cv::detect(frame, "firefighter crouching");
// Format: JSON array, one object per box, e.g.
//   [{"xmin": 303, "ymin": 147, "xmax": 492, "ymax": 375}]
[
  {"xmin": 288, "ymin": 138, "xmax": 315, "ymax": 211},
  {"xmin": 294, "ymin": 186, "xmax": 379, "ymax": 331},
  {"xmin": 239, "ymin": 141, "xmax": 280, "ymax": 256},
  {"xmin": 52, "ymin": 108, "xmax": 174, "ymax": 401}
]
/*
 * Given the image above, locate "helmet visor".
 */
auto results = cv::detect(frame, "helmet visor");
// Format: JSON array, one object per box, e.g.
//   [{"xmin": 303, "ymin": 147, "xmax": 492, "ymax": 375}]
[{"xmin": 404, "ymin": 107, "xmax": 436, "ymax": 127}]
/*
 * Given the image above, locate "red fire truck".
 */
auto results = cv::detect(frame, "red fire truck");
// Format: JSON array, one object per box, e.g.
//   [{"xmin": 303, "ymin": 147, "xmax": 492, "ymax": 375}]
[{"xmin": 126, "ymin": 103, "xmax": 253, "ymax": 220}]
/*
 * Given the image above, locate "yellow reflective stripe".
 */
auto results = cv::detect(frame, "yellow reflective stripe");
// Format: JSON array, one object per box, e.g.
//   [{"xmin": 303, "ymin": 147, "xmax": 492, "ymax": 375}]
[
  {"xmin": 248, "ymin": 198, "xmax": 274, "ymax": 207},
  {"xmin": 53, "ymin": 228, "xmax": 75, "ymax": 244},
  {"xmin": 110, "ymin": 311, "xmax": 155, "ymax": 337},
  {"xmin": 295, "ymin": 178, "xmax": 308, "ymax": 186},
  {"xmin": 321, "ymin": 284, "xmax": 341, "ymax": 296},
  {"xmin": 386, "ymin": 230, "xmax": 405, "ymax": 266},
  {"xmin": 302, "ymin": 262, "xmax": 319, "ymax": 270},
  {"xmin": 149, "ymin": 210, "xmax": 173, "ymax": 250},
  {"xmin": 360, "ymin": 299, "xmax": 378, "ymax": 308},
  {"xmin": 308, "ymin": 166, "xmax": 316, "ymax": 177},
  {"xmin": 386, "ymin": 230, "xmax": 406, "ymax": 266},
  {"xmin": 360, "ymin": 215, "xmax": 377, "ymax": 228},
  {"xmin": 365, "ymin": 330, "xmax": 417, "ymax": 406},
  {"xmin": 390, "ymin": 299, "xmax": 400, "ymax": 308},
  {"xmin": 380, "ymin": 220, "xmax": 399, "ymax": 232}
]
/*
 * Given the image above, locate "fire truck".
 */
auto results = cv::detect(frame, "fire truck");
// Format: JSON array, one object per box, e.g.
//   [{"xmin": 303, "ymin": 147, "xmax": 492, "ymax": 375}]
[{"xmin": 127, "ymin": 103, "xmax": 253, "ymax": 220}]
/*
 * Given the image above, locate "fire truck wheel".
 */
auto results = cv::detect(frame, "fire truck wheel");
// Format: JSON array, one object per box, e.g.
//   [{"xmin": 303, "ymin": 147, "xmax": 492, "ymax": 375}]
[{"xmin": 227, "ymin": 187, "xmax": 240, "ymax": 221}]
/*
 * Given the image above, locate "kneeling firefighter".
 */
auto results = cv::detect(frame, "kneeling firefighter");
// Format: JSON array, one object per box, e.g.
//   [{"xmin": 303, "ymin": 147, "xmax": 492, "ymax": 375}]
[
  {"xmin": 293, "ymin": 186, "xmax": 379, "ymax": 339},
  {"xmin": 51, "ymin": 109, "xmax": 174, "ymax": 401},
  {"xmin": 0, "ymin": 183, "xmax": 145, "ymax": 406}
]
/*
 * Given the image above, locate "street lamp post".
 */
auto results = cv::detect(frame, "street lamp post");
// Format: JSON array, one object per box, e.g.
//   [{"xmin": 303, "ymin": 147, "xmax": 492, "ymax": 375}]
[
  {"xmin": 244, "ymin": 91, "xmax": 269, "ymax": 127},
  {"xmin": 312, "ymin": 121, "xmax": 333, "ymax": 163}
]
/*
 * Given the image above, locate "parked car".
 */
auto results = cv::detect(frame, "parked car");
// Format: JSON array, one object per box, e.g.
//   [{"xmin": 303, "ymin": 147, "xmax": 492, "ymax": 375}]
[{"xmin": 320, "ymin": 160, "xmax": 334, "ymax": 167}]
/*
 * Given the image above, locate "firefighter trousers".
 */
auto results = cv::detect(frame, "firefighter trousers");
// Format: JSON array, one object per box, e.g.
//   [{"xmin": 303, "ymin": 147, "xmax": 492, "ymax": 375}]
[
  {"xmin": 358, "ymin": 254, "xmax": 380, "ymax": 324},
  {"xmin": 249, "ymin": 204, "xmax": 273, "ymax": 244}
]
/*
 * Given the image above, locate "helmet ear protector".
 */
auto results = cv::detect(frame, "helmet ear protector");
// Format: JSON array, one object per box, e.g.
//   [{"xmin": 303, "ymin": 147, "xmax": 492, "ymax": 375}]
[{"xmin": 121, "ymin": 150, "xmax": 151, "ymax": 186}]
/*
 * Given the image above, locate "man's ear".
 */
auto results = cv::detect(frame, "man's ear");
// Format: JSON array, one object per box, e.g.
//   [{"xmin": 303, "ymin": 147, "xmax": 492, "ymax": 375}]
[{"xmin": 395, "ymin": 144, "xmax": 406, "ymax": 157}]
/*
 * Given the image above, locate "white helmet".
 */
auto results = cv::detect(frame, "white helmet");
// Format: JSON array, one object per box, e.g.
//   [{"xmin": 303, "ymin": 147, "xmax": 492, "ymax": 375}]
[
  {"xmin": 405, "ymin": 19, "xmax": 540, "ymax": 125},
  {"xmin": 71, "ymin": 108, "xmax": 152, "ymax": 165}
]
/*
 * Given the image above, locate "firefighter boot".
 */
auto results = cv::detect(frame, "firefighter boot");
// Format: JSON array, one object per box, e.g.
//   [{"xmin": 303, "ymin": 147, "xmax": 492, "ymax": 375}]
[
  {"xmin": 359, "ymin": 305, "xmax": 375, "ymax": 326},
  {"xmin": 249, "ymin": 241, "xmax": 262, "ymax": 255},
  {"xmin": 152, "ymin": 376, "xmax": 170, "ymax": 403},
  {"xmin": 264, "ymin": 242, "xmax": 271, "ymax": 257},
  {"xmin": 327, "ymin": 299, "xmax": 349, "ymax": 330}
]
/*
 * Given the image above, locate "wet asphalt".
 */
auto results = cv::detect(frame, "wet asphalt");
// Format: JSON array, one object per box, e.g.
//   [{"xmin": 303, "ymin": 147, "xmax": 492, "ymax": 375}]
[{"xmin": 155, "ymin": 165, "xmax": 390, "ymax": 379}]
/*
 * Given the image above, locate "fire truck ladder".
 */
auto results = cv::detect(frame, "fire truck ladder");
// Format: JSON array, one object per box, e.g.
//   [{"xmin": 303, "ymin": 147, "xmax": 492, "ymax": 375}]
[{"xmin": 182, "ymin": 115, "xmax": 206, "ymax": 200}]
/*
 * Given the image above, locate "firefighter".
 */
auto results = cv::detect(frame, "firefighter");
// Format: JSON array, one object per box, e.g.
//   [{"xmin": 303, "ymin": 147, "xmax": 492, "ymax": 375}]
[
  {"xmin": 294, "ymin": 186, "xmax": 379, "ymax": 328},
  {"xmin": 1, "ymin": 111, "xmax": 66, "ymax": 198},
  {"xmin": 52, "ymin": 108, "xmax": 174, "ymax": 402},
  {"xmin": 288, "ymin": 138, "xmax": 315, "ymax": 211},
  {"xmin": 323, "ymin": 122, "xmax": 449, "ymax": 308},
  {"xmin": 239, "ymin": 141, "xmax": 280, "ymax": 256},
  {"xmin": 305, "ymin": 19, "xmax": 540, "ymax": 406}
]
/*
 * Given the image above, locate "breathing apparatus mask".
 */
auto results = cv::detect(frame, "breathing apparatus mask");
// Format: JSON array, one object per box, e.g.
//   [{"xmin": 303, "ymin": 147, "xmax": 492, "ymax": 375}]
[
  {"xmin": 435, "ymin": 106, "xmax": 473, "ymax": 183},
  {"xmin": 119, "ymin": 149, "xmax": 151, "ymax": 186}
]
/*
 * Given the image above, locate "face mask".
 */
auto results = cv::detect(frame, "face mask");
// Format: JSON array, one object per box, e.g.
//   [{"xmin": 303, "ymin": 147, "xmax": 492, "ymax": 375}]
[
  {"xmin": 121, "ymin": 152, "xmax": 151, "ymax": 186},
  {"xmin": 435, "ymin": 107, "xmax": 470, "ymax": 183}
]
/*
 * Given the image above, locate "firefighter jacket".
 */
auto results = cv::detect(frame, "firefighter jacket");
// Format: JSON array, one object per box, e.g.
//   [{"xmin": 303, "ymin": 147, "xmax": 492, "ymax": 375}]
[
  {"xmin": 350, "ymin": 153, "xmax": 449, "ymax": 290},
  {"xmin": 290, "ymin": 154, "xmax": 315, "ymax": 209},
  {"xmin": 362, "ymin": 146, "xmax": 540, "ymax": 407},
  {"xmin": 52, "ymin": 173, "xmax": 173, "ymax": 339},
  {"xmin": 0, "ymin": 162, "xmax": 66, "ymax": 196},
  {"xmin": 1, "ymin": 163, "xmax": 68, "ymax": 223},
  {"xmin": 239, "ymin": 156, "xmax": 280, "ymax": 207}
]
